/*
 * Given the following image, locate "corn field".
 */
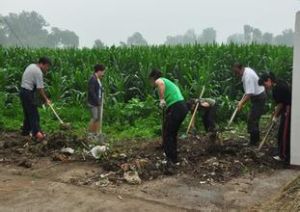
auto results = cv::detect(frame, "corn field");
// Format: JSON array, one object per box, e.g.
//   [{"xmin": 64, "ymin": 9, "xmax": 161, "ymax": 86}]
[{"xmin": 0, "ymin": 44, "xmax": 293, "ymax": 137}]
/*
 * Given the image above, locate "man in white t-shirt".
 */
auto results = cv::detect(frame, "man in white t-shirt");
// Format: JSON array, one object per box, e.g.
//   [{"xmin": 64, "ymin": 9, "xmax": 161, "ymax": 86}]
[{"xmin": 233, "ymin": 64, "xmax": 267, "ymax": 146}]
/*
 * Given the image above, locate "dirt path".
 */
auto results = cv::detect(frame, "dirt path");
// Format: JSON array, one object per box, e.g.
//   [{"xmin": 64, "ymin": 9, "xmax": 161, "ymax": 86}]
[
  {"xmin": 0, "ymin": 159, "xmax": 299, "ymax": 212},
  {"xmin": 0, "ymin": 162, "xmax": 180, "ymax": 212}
]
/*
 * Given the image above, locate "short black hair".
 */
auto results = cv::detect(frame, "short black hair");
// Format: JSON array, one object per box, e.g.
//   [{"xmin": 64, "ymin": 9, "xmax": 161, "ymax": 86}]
[
  {"xmin": 258, "ymin": 72, "xmax": 276, "ymax": 86},
  {"xmin": 94, "ymin": 64, "xmax": 105, "ymax": 72},
  {"xmin": 38, "ymin": 57, "xmax": 52, "ymax": 65},
  {"xmin": 149, "ymin": 68, "xmax": 162, "ymax": 80},
  {"xmin": 232, "ymin": 63, "xmax": 244, "ymax": 70}
]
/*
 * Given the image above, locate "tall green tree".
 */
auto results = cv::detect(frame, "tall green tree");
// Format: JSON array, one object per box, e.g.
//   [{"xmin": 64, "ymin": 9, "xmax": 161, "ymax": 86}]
[
  {"xmin": 93, "ymin": 39, "xmax": 105, "ymax": 49},
  {"xmin": 244, "ymin": 25, "xmax": 253, "ymax": 44},
  {"xmin": 199, "ymin": 28, "xmax": 217, "ymax": 44},
  {"xmin": 274, "ymin": 29, "xmax": 294, "ymax": 46},
  {"xmin": 0, "ymin": 11, "xmax": 49, "ymax": 47},
  {"xmin": 227, "ymin": 33, "xmax": 245, "ymax": 44},
  {"xmin": 0, "ymin": 11, "xmax": 79, "ymax": 48},
  {"xmin": 262, "ymin": 32, "xmax": 273, "ymax": 44},
  {"xmin": 48, "ymin": 27, "xmax": 79, "ymax": 48},
  {"xmin": 252, "ymin": 28, "xmax": 263, "ymax": 43},
  {"xmin": 127, "ymin": 32, "xmax": 148, "ymax": 46}
]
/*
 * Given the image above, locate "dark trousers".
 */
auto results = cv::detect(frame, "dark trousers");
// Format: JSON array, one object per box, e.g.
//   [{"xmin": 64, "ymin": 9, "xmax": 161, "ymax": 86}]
[
  {"xmin": 163, "ymin": 101, "xmax": 188, "ymax": 163},
  {"xmin": 248, "ymin": 92, "xmax": 266, "ymax": 145},
  {"xmin": 20, "ymin": 88, "xmax": 41, "ymax": 136},
  {"xmin": 202, "ymin": 105, "xmax": 217, "ymax": 133},
  {"xmin": 278, "ymin": 106, "xmax": 291, "ymax": 163}
]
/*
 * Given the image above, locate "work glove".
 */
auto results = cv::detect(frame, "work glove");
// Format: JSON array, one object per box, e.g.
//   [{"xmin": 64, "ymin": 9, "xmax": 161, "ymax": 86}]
[
  {"xmin": 159, "ymin": 99, "xmax": 167, "ymax": 108},
  {"xmin": 201, "ymin": 102, "xmax": 210, "ymax": 108}
]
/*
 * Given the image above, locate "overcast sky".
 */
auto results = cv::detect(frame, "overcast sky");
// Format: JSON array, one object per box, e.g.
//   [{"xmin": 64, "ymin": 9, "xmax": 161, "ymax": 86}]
[{"xmin": 1, "ymin": 0, "xmax": 300, "ymax": 47}]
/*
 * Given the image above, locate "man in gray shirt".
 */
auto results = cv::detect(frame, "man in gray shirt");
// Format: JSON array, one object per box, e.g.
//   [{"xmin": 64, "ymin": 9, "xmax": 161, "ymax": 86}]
[{"xmin": 20, "ymin": 57, "xmax": 52, "ymax": 141}]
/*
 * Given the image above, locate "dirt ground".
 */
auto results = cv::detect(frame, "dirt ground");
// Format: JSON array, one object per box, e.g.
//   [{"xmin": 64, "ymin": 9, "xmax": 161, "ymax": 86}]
[{"xmin": 0, "ymin": 131, "xmax": 299, "ymax": 211}]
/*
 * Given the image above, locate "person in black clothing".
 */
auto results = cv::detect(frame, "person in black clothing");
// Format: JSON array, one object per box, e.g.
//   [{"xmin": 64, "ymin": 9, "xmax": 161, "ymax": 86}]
[
  {"xmin": 259, "ymin": 72, "xmax": 291, "ymax": 163},
  {"xmin": 186, "ymin": 98, "xmax": 217, "ymax": 140}
]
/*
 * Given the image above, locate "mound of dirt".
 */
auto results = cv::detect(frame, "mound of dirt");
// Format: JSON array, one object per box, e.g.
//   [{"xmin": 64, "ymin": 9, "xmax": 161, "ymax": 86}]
[
  {"xmin": 258, "ymin": 176, "xmax": 300, "ymax": 211},
  {"xmin": 0, "ymin": 131, "xmax": 88, "ymax": 163},
  {"xmin": 76, "ymin": 135, "xmax": 285, "ymax": 186},
  {"xmin": 0, "ymin": 131, "xmax": 286, "ymax": 186}
]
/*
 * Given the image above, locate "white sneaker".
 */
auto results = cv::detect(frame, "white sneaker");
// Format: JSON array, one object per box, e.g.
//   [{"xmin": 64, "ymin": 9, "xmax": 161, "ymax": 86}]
[{"xmin": 273, "ymin": 156, "xmax": 282, "ymax": 161}]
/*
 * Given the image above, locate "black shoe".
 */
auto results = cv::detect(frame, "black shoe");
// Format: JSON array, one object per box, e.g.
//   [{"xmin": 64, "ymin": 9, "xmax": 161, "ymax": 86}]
[
  {"xmin": 250, "ymin": 132, "xmax": 260, "ymax": 146},
  {"xmin": 208, "ymin": 132, "xmax": 217, "ymax": 142},
  {"xmin": 164, "ymin": 160, "xmax": 177, "ymax": 175},
  {"xmin": 21, "ymin": 131, "xmax": 30, "ymax": 136}
]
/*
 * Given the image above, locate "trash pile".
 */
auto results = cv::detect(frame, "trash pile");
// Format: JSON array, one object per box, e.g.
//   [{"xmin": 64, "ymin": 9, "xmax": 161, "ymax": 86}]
[
  {"xmin": 77, "ymin": 135, "xmax": 284, "ymax": 186},
  {"xmin": 0, "ymin": 131, "xmax": 89, "ymax": 164},
  {"xmin": 0, "ymin": 132, "xmax": 284, "ymax": 185}
]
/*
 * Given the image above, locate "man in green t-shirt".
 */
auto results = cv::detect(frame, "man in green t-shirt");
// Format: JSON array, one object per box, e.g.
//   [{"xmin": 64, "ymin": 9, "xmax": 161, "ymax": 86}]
[{"xmin": 149, "ymin": 69, "xmax": 188, "ymax": 168}]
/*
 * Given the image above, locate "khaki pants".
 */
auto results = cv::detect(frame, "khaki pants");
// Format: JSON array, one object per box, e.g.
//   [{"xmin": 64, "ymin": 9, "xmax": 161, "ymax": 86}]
[{"xmin": 88, "ymin": 104, "xmax": 101, "ymax": 122}]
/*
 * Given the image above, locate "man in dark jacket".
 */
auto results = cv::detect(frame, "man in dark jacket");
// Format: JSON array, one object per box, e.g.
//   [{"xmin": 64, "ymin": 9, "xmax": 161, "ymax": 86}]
[{"xmin": 88, "ymin": 64, "xmax": 105, "ymax": 135}]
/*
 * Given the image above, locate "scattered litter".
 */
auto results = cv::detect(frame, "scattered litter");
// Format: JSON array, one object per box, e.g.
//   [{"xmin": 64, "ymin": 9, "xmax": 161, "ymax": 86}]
[
  {"xmin": 135, "ymin": 159, "xmax": 149, "ymax": 170},
  {"xmin": 95, "ymin": 178, "xmax": 110, "ymax": 187},
  {"xmin": 120, "ymin": 163, "xmax": 130, "ymax": 172},
  {"xmin": 91, "ymin": 145, "xmax": 107, "ymax": 159},
  {"xmin": 0, "ymin": 131, "xmax": 284, "ymax": 186},
  {"xmin": 119, "ymin": 153, "xmax": 127, "ymax": 158},
  {"xmin": 124, "ymin": 171, "xmax": 142, "ymax": 185},
  {"xmin": 61, "ymin": 147, "xmax": 75, "ymax": 155},
  {"xmin": 161, "ymin": 160, "xmax": 167, "ymax": 165},
  {"xmin": 53, "ymin": 153, "xmax": 68, "ymax": 162}
]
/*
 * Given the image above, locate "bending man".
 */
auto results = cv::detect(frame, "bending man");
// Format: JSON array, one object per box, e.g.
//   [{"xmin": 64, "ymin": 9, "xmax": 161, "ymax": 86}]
[
  {"xmin": 259, "ymin": 72, "xmax": 291, "ymax": 163},
  {"xmin": 20, "ymin": 57, "xmax": 52, "ymax": 141},
  {"xmin": 233, "ymin": 64, "xmax": 266, "ymax": 146},
  {"xmin": 149, "ymin": 69, "xmax": 188, "ymax": 166}
]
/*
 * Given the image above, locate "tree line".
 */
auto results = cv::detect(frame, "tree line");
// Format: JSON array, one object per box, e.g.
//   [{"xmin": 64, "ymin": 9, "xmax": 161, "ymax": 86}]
[{"xmin": 0, "ymin": 11, "xmax": 294, "ymax": 48}]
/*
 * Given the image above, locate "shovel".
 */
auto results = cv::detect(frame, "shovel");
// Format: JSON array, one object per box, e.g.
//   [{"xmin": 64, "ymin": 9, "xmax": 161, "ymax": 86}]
[
  {"xmin": 227, "ymin": 94, "xmax": 246, "ymax": 129},
  {"xmin": 97, "ymin": 98, "xmax": 106, "ymax": 144},
  {"xmin": 258, "ymin": 120, "xmax": 275, "ymax": 151},
  {"xmin": 49, "ymin": 104, "xmax": 71, "ymax": 130},
  {"xmin": 186, "ymin": 86, "xmax": 206, "ymax": 135}
]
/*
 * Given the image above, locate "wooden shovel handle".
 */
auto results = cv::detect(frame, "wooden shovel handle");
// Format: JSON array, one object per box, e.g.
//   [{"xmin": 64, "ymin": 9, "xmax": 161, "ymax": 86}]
[
  {"xmin": 258, "ymin": 121, "xmax": 275, "ymax": 151},
  {"xmin": 49, "ymin": 104, "xmax": 64, "ymax": 124},
  {"xmin": 186, "ymin": 86, "xmax": 206, "ymax": 134},
  {"xmin": 227, "ymin": 94, "xmax": 246, "ymax": 127}
]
